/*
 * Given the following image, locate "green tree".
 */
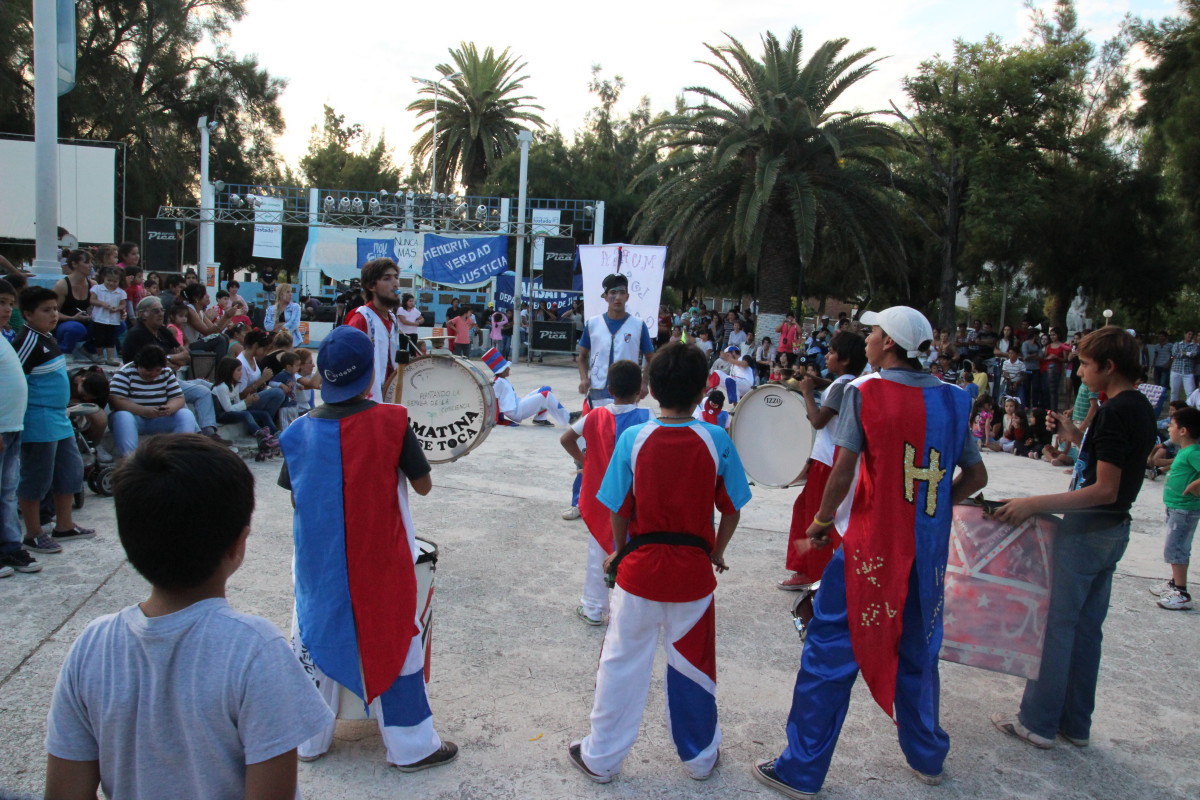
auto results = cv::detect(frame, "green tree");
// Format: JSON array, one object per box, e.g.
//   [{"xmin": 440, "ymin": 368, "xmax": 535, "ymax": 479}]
[
  {"xmin": 1135, "ymin": 0, "xmax": 1200, "ymax": 258},
  {"xmin": 298, "ymin": 105, "xmax": 400, "ymax": 192},
  {"xmin": 407, "ymin": 43, "xmax": 546, "ymax": 196},
  {"xmin": 0, "ymin": 1, "xmax": 286, "ymax": 224},
  {"xmin": 631, "ymin": 29, "xmax": 906, "ymax": 330}
]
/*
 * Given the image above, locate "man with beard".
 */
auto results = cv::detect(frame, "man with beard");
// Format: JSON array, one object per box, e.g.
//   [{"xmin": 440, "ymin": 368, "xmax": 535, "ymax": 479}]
[{"xmin": 344, "ymin": 258, "xmax": 402, "ymax": 402}]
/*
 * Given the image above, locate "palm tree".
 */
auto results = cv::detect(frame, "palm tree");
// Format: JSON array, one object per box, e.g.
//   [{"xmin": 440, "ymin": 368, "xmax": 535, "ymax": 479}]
[
  {"xmin": 407, "ymin": 43, "xmax": 546, "ymax": 196},
  {"xmin": 634, "ymin": 29, "xmax": 906, "ymax": 327}
]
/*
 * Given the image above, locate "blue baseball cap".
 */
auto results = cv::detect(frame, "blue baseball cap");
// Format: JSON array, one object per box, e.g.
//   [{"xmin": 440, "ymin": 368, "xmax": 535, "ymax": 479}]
[{"xmin": 318, "ymin": 326, "xmax": 374, "ymax": 403}]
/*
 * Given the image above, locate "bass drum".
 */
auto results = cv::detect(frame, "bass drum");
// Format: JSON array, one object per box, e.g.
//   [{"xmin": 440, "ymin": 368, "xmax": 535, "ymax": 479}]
[
  {"xmin": 729, "ymin": 384, "xmax": 814, "ymax": 487},
  {"xmin": 383, "ymin": 354, "xmax": 497, "ymax": 464}
]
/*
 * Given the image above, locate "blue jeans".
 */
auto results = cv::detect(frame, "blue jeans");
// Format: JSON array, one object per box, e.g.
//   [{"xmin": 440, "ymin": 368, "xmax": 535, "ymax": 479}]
[
  {"xmin": 216, "ymin": 409, "xmax": 273, "ymax": 436},
  {"xmin": 1, "ymin": 432, "xmax": 21, "ymax": 555},
  {"xmin": 1019, "ymin": 516, "xmax": 1130, "ymax": 741},
  {"xmin": 180, "ymin": 379, "xmax": 217, "ymax": 431},
  {"xmin": 247, "ymin": 387, "xmax": 284, "ymax": 433},
  {"xmin": 110, "ymin": 409, "xmax": 199, "ymax": 456}
]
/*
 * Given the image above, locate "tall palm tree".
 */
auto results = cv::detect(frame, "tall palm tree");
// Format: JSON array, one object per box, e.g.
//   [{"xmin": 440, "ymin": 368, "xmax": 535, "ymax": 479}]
[
  {"xmin": 634, "ymin": 29, "xmax": 906, "ymax": 326},
  {"xmin": 408, "ymin": 43, "xmax": 546, "ymax": 196}
]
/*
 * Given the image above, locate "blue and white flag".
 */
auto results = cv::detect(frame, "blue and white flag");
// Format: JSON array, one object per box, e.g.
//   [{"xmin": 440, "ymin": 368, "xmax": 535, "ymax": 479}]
[
  {"xmin": 356, "ymin": 237, "xmax": 399, "ymax": 267},
  {"xmin": 421, "ymin": 234, "xmax": 508, "ymax": 288}
]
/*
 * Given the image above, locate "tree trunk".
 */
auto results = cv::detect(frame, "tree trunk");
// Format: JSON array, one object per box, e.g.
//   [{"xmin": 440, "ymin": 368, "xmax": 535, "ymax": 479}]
[
  {"xmin": 756, "ymin": 208, "xmax": 800, "ymax": 316},
  {"xmin": 938, "ymin": 169, "xmax": 963, "ymax": 332}
]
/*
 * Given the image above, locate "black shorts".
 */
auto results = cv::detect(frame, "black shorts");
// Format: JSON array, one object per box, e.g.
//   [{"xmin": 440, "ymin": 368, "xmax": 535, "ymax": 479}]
[{"xmin": 90, "ymin": 322, "xmax": 119, "ymax": 348}]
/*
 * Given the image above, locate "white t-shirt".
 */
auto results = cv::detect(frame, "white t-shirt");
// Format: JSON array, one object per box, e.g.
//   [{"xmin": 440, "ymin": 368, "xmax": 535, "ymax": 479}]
[
  {"xmin": 397, "ymin": 306, "xmax": 422, "ymax": 334},
  {"xmin": 236, "ymin": 351, "xmax": 260, "ymax": 394},
  {"xmin": 494, "ymin": 375, "xmax": 518, "ymax": 416},
  {"xmin": 45, "ymin": 598, "xmax": 333, "ymax": 800},
  {"xmin": 89, "ymin": 284, "xmax": 127, "ymax": 326}
]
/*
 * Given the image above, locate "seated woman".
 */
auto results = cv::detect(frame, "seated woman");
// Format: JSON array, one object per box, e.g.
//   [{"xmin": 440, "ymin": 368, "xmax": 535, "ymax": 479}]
[{"xmin": 264, "ymin": 283, "xmax": 302, "ymax": 342}]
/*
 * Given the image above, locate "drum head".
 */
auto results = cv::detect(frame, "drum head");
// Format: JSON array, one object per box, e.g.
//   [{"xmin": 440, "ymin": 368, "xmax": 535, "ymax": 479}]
[
  {"xmin": 384, "ymin": 355, "xmax": 497, "ymax": 464},
  {"xmin": 730, "ymin": 384, "xmax": 814, "ymax": 487}
]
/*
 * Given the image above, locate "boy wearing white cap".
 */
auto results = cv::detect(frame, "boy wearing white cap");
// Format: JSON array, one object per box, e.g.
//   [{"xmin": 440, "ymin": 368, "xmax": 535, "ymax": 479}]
[{"xmin": 754, "ymin": 306, "xmax": 988, "ymax": 798}]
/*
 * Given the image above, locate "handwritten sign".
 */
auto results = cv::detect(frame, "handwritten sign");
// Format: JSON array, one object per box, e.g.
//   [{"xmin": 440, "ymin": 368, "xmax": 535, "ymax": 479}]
[{"xmin": 578, "ymin": 244, "xmax": 666, "ymax": 340}]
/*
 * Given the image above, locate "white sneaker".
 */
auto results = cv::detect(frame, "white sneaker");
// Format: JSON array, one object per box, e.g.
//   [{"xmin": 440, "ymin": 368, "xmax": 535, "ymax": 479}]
[
  {"xmin": 1157, "ymin": 588, "xmax": 1194, "ymax": 610},
  {"xmin": 1149, "ymin": 579, "xmax": 1177, "ymax": 597},
  {"xmin": 0, "ymin": 564, "xmax": 13, "ymax": 578},
  {"xmin": 562, "ymin": 506, "xmax": 581, "ymax": 520}
]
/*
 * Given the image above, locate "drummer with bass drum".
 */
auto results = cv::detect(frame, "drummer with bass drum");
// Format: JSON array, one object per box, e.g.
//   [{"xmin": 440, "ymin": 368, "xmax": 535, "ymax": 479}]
[{"xmin": 344, "ymin": 258, "xmax": 403, "ymax": 403}]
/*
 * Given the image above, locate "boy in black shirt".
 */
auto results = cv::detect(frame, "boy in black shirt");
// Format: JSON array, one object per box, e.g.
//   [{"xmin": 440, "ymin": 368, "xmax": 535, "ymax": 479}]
[{"xmin": 992, "ymin": 327, "xmax": 1156, "ymax": 749}]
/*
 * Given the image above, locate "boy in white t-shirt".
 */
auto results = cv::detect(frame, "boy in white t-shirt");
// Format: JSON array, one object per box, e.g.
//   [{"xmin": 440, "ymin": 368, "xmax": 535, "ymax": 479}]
[
  {"xmin": 44, "ymin": 435, "xmax": 332, "ymax": 800},
  {"xmin": 88, "ymin": 266, "xmax": 127, "ymax": 366}
]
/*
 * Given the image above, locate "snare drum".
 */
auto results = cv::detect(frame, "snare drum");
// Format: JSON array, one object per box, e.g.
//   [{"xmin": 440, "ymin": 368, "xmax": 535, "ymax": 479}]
[
  {"xmin": 729, "ymin": 384, "xmax": 814, "ymax": 487},
  {"xmin": 383, "ymin": 355, "xmax": 497, "ymax": 463}
]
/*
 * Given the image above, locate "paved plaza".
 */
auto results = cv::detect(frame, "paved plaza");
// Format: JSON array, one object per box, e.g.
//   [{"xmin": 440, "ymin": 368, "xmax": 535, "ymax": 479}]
[{"xmin": 1, "ymin": 359, "xmax": 1195, "ymax": 799}]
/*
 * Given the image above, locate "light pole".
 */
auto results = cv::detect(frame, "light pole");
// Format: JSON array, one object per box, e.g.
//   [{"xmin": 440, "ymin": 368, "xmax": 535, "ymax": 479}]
[
  {"xmin": 197, "ymin": 116, "xmax": 219, "ymax": 288},
  {"xmin": 411, "ymin": 72, "xmax": 463, "ymax": 197},
  {"xmin": 512, "ymin": 130, "xmax": 532, "ymax": 362}
]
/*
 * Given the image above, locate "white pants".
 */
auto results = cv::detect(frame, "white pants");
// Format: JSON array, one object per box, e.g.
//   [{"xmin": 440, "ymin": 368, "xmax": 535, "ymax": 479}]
[
  {"xmin": 508, "ymin": 387, "xmax": 570, "ymax": 425},
  {"xmin": 580, "ymin": 537, "xmax": 610, "ymax": 620},
  {"xmin": 580, "ymin": 588, "xmax": 720, "ymax": 779},
  {"xmin": 292, "ymin": 618, "xmax": 442, "ymax": 766},
  {"xmin": 1170, "ymin": 371, "xmax": 1196, "ymax": 402}
]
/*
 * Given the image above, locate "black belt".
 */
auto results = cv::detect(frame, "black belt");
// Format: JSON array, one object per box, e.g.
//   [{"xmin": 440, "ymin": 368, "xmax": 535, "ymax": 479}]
[{"xmin": 605, "ymin": 531, "xmax": 711, "ymax": 588}]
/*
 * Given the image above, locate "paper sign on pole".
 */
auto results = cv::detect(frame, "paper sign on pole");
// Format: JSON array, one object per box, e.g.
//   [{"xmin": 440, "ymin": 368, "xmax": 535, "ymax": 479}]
[
  {"xmin": 252, "ymin": 197, "xmax": 284, "ymax": 260},
  {"xmin": 577, "ymin": 243, "xmax": 666, "ymax": 340},
  {"xmin": 530, "ymin": 208, "xmax": 561, "ymax": 271}
]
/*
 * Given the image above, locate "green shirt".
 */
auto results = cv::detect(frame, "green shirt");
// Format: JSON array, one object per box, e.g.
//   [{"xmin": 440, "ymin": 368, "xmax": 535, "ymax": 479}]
[
  {"xmin": 1164, "ymin": 443, "xmax": 1200, "ymax": 510},
  {"xmin": 1072, "ymin": 385, "xmax": 1097, "ymax": 424}
]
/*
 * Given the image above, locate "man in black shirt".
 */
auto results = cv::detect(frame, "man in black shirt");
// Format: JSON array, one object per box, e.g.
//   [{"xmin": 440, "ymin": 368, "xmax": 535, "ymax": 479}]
[
  {"xmin": 992, "ymin": 327, "xmax": 1156, "ymax": 750},
  {"xmin": 122, "ymin": 296, "xmax": 228, "ymax": 445}
]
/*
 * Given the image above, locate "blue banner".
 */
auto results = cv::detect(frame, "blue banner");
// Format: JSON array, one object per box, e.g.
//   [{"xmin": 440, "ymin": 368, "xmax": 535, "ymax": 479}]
[
  {"xmin": 356, "ymin": 238, "xmax": 398, "ymax": 267},
  {"xmin": 421, "ymin": 234, "xmax": 508, "ymax": 288},
  {"xmin": 494, "ymin": 272, "xmax": 580, "ymax": 311}
]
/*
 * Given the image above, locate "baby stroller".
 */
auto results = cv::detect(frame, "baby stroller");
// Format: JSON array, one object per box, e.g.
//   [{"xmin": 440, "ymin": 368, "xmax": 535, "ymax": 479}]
[{"xmin": 68, "ymin": 403, "xmax": 115, "ymax": 507}]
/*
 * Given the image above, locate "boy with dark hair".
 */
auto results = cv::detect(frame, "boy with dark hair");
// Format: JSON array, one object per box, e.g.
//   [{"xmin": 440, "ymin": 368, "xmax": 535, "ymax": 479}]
[
  {"xmin": 0, "ymin": 279, "xmax": 38, "ymax": 576},
  {"xmin": 45, "ymin": 434, "xmax": 333, "ymax": 798},
  {"xmin": 560, "ymin": 359, "xmax": 650, "ymax": 626},
  {"xmin": 755, "ymin": 306, "xmax": 987, "ymax": 798},
  {"xmin": 14, "ymin": 287, "xmax": 91, "ymax": 555},
  {"xmin": 1149, "ymin": 405, "xmax": 1200, "ymax": 609},
  {"xmin": 568, "ymin": 342, "xmax": 751, "ymax": 783},
  {"xmin": 992, "ymin": 326, "xmax": 1156, "ymax": 748},
  {"xmin": 344, "ymin": 258, "xmax": 401, "ymax": 402}
]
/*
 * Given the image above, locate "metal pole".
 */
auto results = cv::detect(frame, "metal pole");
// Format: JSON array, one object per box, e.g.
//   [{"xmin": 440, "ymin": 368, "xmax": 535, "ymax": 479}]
[
  {"xmin": 512, "ymin": 130, "xmax": 533, "ymax": 362},
  {"xmin": 31, "ymin": 0, "xmax": 60, "ymax": 274},
  {"xmin": 592, "ymin": 200, "xmax": 605, "ymax": 245},
  {"xmin": 431, "ymin": 88, "xmax": 439, "ymax": 197},
  {"xmin": 197, "ymin": 116, "xmax": 215, "ymax": 285}
]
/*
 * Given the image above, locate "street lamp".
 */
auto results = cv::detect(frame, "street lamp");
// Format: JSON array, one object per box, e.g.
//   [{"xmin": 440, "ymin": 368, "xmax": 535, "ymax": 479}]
[{"xmin": 411, "ymin": 71, "xmax": 463, "ymax": 196}]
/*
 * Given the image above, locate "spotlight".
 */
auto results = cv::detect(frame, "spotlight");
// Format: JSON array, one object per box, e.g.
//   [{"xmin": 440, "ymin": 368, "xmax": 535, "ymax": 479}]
[
  {"xmin": 351, "ymin": 197, "xmax": 364, "ymax": 214},
  {"xmin": 213, "ymin": 180, "xmax": 225, "ymax": 192},
  {"xmin": 406, "ymin": 191, "xmax": 415, "ymax": 201},
  {"xmin": 475, "ymin": 204, "xmax": 488, "ymax": 221},
  {"xmin": 324, "ymin": 196, "xmax": 335, "ymax": 212},
  {"xmin": 379, "ymin": 190, "xmax": 389, "ymax": 199},
  {"xmin": 368, "ymin": 198, "xmax": 381, "ymax": 214},
  {"xmin": 584, "ymin": 205, "xmax": 595, "ymax": 217},
  {"xmin": 229, "ymin": 194, "xmax": 243, "ymax": 208},
  {"xmin": 455, "ymin": 203, "xmax": 468, "ymax": 219},
  {"xmin": 339, "ymin": 197, "xmax": 351, "ymax": 212},
  {"xmin": 437, "ymin": 193, "xmax": 447, "ymax": 202}
]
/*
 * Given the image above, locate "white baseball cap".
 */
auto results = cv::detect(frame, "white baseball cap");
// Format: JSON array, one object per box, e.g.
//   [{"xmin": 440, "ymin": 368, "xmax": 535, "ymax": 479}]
[{"xmin": 859, "ymin": 306, "xmax": 934, "ymax": 358}]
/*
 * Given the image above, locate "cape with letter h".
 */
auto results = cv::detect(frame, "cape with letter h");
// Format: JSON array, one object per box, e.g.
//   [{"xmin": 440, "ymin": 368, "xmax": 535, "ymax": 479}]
[
  {"xmin": 280, "ymin": 403, "xmax": 419, "ymax": 705},
  {"xmin": 842, "ymin": 374, "xmax": 969, "ymax": 718}
]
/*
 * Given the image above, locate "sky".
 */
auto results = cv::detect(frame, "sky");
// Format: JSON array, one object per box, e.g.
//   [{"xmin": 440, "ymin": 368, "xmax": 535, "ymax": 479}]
[{"xmin": 226, "ymin": 0, "xmax": 1180, "ymax": 175}]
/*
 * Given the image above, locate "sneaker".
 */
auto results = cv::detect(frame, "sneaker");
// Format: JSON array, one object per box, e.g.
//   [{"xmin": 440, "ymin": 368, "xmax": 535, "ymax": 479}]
[
  {"xmin": 105, "ymin": 358, "xmax": 122, "ymax": 367},
  {"xmin": 0, "ymin": 564, "xmax": 12, "ymax": 578},
  {"xmin": 297, "ymin": 752, "xmax": 325, "ymax": 763},
  {"xmin": 1, "ymin": 549, "xmax": 42, "ymax": 573},
  {"xmin": 567, "ymin": 742, "xmax": 612, "ymax": 784},
  {"xmin": 912, "ymin": 766, "xmax": 944, "ymax": 785},
  {"xmin": 204, "ymin": 431, "xmax": 234, "ymax": 447},
  {"xmin": 532, "ymin": 418, "xmax": 553, "ymax": 427},
  {"xmin": 1157, "ymin": 588, "xmax": 1194, "ymax": 610},
  {"xmin": 751, "ymin": 759, "xmax": 816, "ymax": 799},
  {"xmin": 1058, "ymin": 730, "xmax": 1090, "ymax": 747},
  {"xmin": 778, "ymin": 574, "xmax": 817, "ymax": 591},
  {"xmin": 1149, "ymin": 578, "xmax": 1177, "ymax": 597},
  {"xmin": 23, "ymin": 534, "xmax": 63, "ymax": 554},
  {"xmin": 690, "ymin": 749, "xmax": 720, "ymax": 780},
  {"xmin": 576, "ymin": 605, "xmax": 604, "ymax": 626},
  {"xmin": 991, "ymin": 712, "xmax": 1054, "ymax": 749},
  {"xmin": 561, "ymin": 506, "xmax": 581, "ymax": 521},
  {"xmin": 568, "ymin": 410, "xmax": 583, "ymax": 425},
  {"xmin": 52, "ymin": 526, "xmax": 97, "ymax": 543},
  {"xmin": 393, "ymin": 741, "xmax": 458, "ymax": 772}
]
